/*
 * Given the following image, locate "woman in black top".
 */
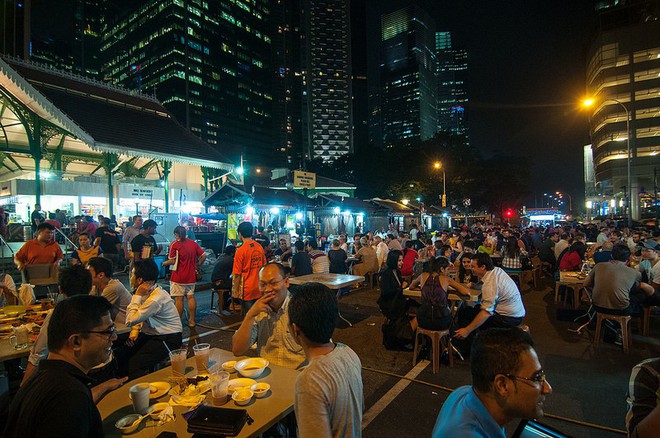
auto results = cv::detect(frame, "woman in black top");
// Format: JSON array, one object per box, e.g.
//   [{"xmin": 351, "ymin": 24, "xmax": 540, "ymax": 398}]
[
  {"xmin": 328, "ymin": 239, "xmax": 348, "ymax": 274},
  {"xmin": 378, "ymin": 250, "xmax": 409, "ymax": 320}
]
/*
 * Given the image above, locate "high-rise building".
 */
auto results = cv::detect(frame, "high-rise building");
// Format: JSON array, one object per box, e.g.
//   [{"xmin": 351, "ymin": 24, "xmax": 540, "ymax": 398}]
[
  {"xmin": 585, "ymin": 0, "xmax": 660, "ymax": 220},
  {"xmin": 301, "ymin": 0, "xmax": 353, "ymax": 161},
  {"xmin": 435, "ymin": 31, "xmax": 468, "ymax": 137},
  {"xmin": 350, "ymin": 0, "xmax": 368, "ymax": 153},
  {"xmin": 0, "ymin": 0, "xmax": 27, "ymax": 59},
  {"xmin": 379, "ymin": 5, "xmax": 437, "ymax": 147},
  {"xmin": 101, "ymin": 0, "xmax": 277, "ymax": 165}
]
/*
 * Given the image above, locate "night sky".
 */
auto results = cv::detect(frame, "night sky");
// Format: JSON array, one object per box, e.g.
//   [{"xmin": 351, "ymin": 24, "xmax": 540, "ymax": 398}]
[{"xmin": 370, "ymin": 0, "xmax": 597, "ymax": 208}]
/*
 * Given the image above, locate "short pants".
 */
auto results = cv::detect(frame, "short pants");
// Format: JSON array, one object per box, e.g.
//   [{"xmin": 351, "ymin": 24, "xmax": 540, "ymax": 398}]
[{"xmin": 170, "ymin": 282, "xmax": 196, "ymax": 297}]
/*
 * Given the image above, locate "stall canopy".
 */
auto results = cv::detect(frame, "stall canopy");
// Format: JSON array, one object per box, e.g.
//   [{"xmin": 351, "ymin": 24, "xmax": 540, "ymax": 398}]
[
  {"xmin": 202, "ymin": 182, "xmax": 312, "ymax": 211},
  {"xmin": 366, "ymin": 198, "xmax": 417, "ymax": 215},
  {"xmin": 315, "ymin": 194, "xmax": 384, "ymax": 215}
]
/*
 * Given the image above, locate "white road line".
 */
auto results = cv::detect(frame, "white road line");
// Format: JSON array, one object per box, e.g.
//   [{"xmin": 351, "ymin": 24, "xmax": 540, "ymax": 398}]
[
  {"xmin": 182, "ymin": 321, "xmax": 242, "ymax": 343},
  {"xmin": 361, "ymin": 360, "xmax": 430, "ymax": 430}
]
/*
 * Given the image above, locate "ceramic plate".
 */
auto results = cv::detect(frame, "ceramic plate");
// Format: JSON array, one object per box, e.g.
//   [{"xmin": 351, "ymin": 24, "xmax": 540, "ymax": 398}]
[
  {"xmin": 149, "ymin": 381, "xmax": 171, "ymax": 399},
  {"xmin": 228, "ymin": 378, "xmax": 257, "ymax": 393}
]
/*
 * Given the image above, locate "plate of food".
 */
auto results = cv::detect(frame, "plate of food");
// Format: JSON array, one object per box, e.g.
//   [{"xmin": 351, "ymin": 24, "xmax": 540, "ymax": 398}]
[
  {"xmin": 148, "ymin": 381, "xmax": 171, "ymax": 399},
  {"xmin": 228, "ymin": 378, "xmax": 257, "ymax": 394}
]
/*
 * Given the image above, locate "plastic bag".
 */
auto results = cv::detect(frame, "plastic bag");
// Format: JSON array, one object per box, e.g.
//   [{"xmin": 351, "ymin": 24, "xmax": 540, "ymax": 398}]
[{"xmin": 18, "ymin": 283, "xmax": 36, "ymax": 306}]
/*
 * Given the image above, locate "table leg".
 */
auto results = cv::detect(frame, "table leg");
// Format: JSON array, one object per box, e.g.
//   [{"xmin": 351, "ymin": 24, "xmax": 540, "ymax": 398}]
[{"xmin": 336, "ymin": 290, "xmax": 353, "ymax": 327}]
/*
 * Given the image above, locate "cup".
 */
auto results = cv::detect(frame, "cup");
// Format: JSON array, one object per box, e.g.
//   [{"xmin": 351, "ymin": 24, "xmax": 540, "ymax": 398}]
[
  {"xmin": 128, "ymin": 383, "xmax": 151, "ymax": 414},
  {"xmin": 169, "ymin": 348, "xmax": 187, "ymax": 377},
  {"xmin": 40, "ymin": 298, "xmax": 54, "ymax": 310},
  {"xmin": 193, "ymin": 343, "xmax": 210, "ymax": 374},
  {"xmin": 9, "ymin": 325, "xmax": 29, "ymax": 350},
  {"xmin": 209, "ymin": 370, "xmax": 230, "ymax": 406}
]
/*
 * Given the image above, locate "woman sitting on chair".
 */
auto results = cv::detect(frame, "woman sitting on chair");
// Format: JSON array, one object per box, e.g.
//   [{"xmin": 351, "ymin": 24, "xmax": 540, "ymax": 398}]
[{"xmin": 412, "ymin": 257, "xmax": 452, "ymax": 331}]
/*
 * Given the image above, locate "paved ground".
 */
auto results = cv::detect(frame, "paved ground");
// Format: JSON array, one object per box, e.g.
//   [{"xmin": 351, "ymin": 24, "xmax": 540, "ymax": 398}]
[
  {"xmin": 6, "ymin": 265, "xmax": 657, "ymax": 437},
  {"xmin": 171, "ymin": 271, "xmax": 660, "ymax": 438}
]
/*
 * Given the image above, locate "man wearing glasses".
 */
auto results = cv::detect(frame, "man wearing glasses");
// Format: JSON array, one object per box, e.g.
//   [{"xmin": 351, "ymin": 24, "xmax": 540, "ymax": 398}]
[
  {"xmin": 432, "ymin": 328, "xmax": 552, "ymax": 437},
  {"xmin": 232, "ymin": 263, "xmax": 306, "ymax": 369},
  {"xmin": 5, "ymin": 295, "xmax": 127, "ymax": 437}
]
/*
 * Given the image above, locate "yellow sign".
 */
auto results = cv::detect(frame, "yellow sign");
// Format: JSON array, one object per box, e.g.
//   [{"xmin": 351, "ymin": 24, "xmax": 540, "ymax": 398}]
[{"xmin": 293, "ymin": 170, "xmax": 316, "ymax": 189}]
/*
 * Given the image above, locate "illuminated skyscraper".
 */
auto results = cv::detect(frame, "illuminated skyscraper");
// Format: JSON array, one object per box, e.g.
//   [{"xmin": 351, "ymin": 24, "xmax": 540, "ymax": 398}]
[
  {"xmin": 435, "ymin": 31, "xmax": 468, "ymax": 137},
  {"xmin": 101, "ymin": 0, "xmax": 277, "ymax": 163},
  {"xmin": 379, "ymin": 5, "xmax": 437, "ymax": 147},
  {"xmin": 585, "ymin": 0, "xmax": 660, "ymax": 219}
]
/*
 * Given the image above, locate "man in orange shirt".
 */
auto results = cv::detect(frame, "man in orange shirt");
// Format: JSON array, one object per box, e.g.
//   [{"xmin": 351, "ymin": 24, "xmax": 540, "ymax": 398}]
[
  {"xmin": 232, "ymin": 222, "xmax": 267, "ymax": 313},
  {"xmin": 15, "ymin": 223, "xmax": 63, "ymax": 271}
]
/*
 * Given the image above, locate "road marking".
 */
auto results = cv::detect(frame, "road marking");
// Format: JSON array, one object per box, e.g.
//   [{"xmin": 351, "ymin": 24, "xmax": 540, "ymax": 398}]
[
  {"xmin": 183, "ymin": 321, "xmax": 242, "ymax": 343},
  {"xmin": 361, "ymin": 359, "xmax": 430, "ymax": 430}
]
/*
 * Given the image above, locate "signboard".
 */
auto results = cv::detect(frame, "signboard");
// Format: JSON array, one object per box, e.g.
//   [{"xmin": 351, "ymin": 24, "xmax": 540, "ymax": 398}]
[
  {"xmin": 131, "ymin": 188, "xmax": 154, "ymax": 199},
  {"xmin": 293, "ymin": 170, "xmax": 316, "ymax": 189}
]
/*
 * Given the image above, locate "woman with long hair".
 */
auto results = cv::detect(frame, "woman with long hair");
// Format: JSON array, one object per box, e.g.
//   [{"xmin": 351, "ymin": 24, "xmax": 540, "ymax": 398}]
[
  {"xmin": 413, "ymin": 258, "xmax": 452, "ymax": 331},
  {"xmin": 457, "ymin": 253, "xmax": 477, "ymax": 284},
  {"xmin": 501, "ymin": 237, "xmax": 526, "ymax": 270},
  {"xmin": 378, "ymin": 251, "xmax": 412, "ymax": 321}
]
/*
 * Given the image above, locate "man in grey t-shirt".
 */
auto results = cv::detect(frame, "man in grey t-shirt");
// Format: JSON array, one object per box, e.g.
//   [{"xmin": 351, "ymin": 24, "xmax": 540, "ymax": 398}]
[
  {"xmin": 88, "ymin": 257, "xmax": 131, "ymax": 324},
  {"xmin": 585, "ymin": 244, "xmax": 654, "ymax": 315},
  {"xmin": 289, "ymin": 283, "xmax": 363, "ymax": 438}
]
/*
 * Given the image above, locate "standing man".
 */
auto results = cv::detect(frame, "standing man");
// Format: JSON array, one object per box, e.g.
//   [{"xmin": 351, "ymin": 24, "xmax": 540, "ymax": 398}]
[
  {"xmin": 232, "ymin": 222, "xmax": 267, "ymax": 312},
  {"xmin": 432, "ymin": 328, "xmax": 552, "ymax": 437},
  {"xmin": 289, "ymin": 283, "xmax": 363, "ymax": 437},
  {"xmin": 94, "ymin": 217, "xmax": 121, "ymax": 269},
  {"xmin": 5, "ymin": 295, "xmax": 125, "ymax": 437},
  {"xmin": 131, "ymin": 219, "xmax": 161, "ymax": 261},
  {"xmin": 123, "ymin": 215, "xmax": 143, "ymax": 261},
  {"xmin": 232, "ymin": 263, "xmax": 305, "ymax": 369},
  {"xmin": 30, "ymin": 203, "xmax": 44, "ymax": 233},
  {"xmin": 450, "ymin": 252, "xmax": 526, "ymax": 339},
  {"xmin": 163, "ymin": 226, "xmax": 206, "ymax": 327},
  {"xmin": 211, "ymin": 245, "xmax": 236, "ymax": 316},
  {"xmin": 14, "ymin": 222, "xmax": 63, "ymax": 272},
  {"xmin": 87, "ymin": 257, "xmax": 131, "ymax": 325}
]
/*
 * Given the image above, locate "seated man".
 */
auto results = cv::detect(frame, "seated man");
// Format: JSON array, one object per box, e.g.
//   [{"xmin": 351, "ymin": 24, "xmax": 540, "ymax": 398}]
[
  {"xmin": 211, "ymin": 245, "xmax": 236, "ymax": 315},
  {"xmin": 117, "ymin": 259, "xmax": 183, "ymax": 379},
  {"xmin": 306, "ymin": 239, "xmax": 330, "ymax": 274},
  {"xmin": 593, "ymin": 241, "xmax": 614, "ymax": 264},
  {"xmin": 232, "ymin": 263, "xmax": 306, "ymax": 369},
  {"xmin": 432, "ymin": 328, "xmax": 552, "ymax": 437},
  {"xmin": 5, "ymin": 295, "xmax": 126, "ymax": 437},
  {"xmin": 450, "ymin": 252, "xmax": 526, "ymax": 340},
  {"xmin": 291, "ymin": 240, "xmax": 312, "ymax": 277},
  {"xmin": 626, "ymin": 357, "xmax": 660, "ymax": 438},
  {"xmin": 585, "ymin": 244, "xmax": 654, "ymax": 315},
  {"xmin": 274, "ymin": 238, "xmax": 292, "ymax": 262},
  {"xmin": 289, "ymin": 283, "xmax": 363, "ymax": 437},
  {"xmin": 21, "ymin": 264, "xmax": 93, "ymax": 385},
  {"xmin": 87, "ymin": 257, "xmax": 131, "ymax": 325}
]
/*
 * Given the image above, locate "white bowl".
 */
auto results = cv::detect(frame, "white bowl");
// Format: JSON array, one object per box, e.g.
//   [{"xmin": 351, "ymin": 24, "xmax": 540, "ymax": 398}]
[
  {"xmin": 222, "ymin": 360, "xmax": 236, "ymax": 373},
  {"xmin": 234, "ymin": 358, "xmax": 269, "ymax": 378},
  {"xmin": 115, "ymin": 414, "xmax": 142, "ymax": 433},
  {"xmin": 250, "ymin": 382, "xmax": 270, "ymax": 398},
  {"xmin": 232, "ymin": 388, "xmax": 253, "ymax": 406},
  {"xmin": 148, "ymin": 402, "xmax": 169, "ymax": 419}
]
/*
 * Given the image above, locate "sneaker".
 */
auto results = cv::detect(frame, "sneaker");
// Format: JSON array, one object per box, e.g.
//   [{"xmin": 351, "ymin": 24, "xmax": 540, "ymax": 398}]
[{"xmin": 614, "ymin": 331, "xmax": 623, "ymax": 346}]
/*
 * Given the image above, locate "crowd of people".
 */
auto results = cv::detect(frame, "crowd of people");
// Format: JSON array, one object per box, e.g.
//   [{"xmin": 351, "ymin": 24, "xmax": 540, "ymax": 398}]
[{"xmin": 3, "ymin": 213, "xmax": 660, "ymax": 437}]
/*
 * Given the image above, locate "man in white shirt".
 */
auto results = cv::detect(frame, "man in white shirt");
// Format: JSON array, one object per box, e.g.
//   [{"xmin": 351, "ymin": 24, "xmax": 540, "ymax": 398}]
[
  {"xmin": 374, "ymin": 235, "xmax": 389, "ymax": 269},
  {"xmin": 116, "ymin": 259, "xmax": 183, "ymax": 379},
  {"xmin": 306, "ymin": 239, "xmax": 330, "ymax": 274},
  {"xmin": 386, "ymin": 234, "xmax": 403, "ymax": 251},
  {"xmin": 554, "ymin": 233, "xmax": 570, "ymax": 260},
  {"xmin": 451, "ymin": 252, "xmax": 526, "ymax": 339},
  {"xmin": 289, "ymin": 282, "xmax": 363, "ymax": 437}
]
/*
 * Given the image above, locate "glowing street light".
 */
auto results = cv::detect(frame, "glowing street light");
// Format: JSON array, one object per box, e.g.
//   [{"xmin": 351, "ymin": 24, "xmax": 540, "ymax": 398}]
[
  {"xmin": 433, "ymin": 162, "xmax": 447, "ymax": 208},
  {"xmin": 583, "ymin": 97, "xmax": 632, "ymax": 227}
]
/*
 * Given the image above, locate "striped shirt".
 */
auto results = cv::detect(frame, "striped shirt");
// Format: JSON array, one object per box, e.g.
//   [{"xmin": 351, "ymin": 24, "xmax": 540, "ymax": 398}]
[
  {"xmin": 626, "ymin": 358, "xmax": 660, "ymax": 438},
  {"xmin": 309, "ymin": 249, "xmax": 330, "ymax": 274}
]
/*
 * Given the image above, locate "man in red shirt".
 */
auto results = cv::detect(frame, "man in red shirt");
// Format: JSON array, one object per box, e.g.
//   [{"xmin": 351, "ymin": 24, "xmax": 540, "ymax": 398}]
[
  {"xmin": 163, "ymin": 226, "xmax": 206, "ymax": 327},
  {"xmin": 232, "ymin": 222, "xmax": 267, "ymax": 313},
  {"xmin": 15, "ymin": 223, "xmax": 63, "ymax": 271}
]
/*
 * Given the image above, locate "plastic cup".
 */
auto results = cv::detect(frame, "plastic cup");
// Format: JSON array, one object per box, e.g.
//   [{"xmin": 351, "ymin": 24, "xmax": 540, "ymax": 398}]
[
  {"xmin": 169, "ymin": 348, "xmax": 187, "ymax": 377},
  {"xmin": 193, "ymin": 343, "xmax": 210, "ymax": 374},
  {"xmin": 129, "ymin": 383, "xmax": 151, "ymax": 414},
  {"xmin": 209, "ymin": 370, "xmax": 230, "ymax": 406}
]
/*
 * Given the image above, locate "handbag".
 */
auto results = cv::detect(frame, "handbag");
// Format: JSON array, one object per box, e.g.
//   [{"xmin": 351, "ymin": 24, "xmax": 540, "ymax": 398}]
[{"xmin": 186, "ymin": 405, "xmax": 251, "ymax": 436}]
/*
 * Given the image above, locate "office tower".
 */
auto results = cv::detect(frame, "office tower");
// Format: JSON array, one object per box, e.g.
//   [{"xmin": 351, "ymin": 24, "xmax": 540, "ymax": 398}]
[
  {"xmin": 26, "ymin": 0, "xmax": 103, "ymax": 76},
  {"xmin": 301, "ymin": 0, "xmax": 353, "ymax": 161},
  {"xmin": 101, "ymin": 0, "xmax": 277, "ymax": 164},
  {"xmin": 380, "ymin": 5, "xmax": 437, "ymax": 147},
  {"xmin": 0, "ymin": 0, "xmax": 26, "ymax": 58},
  {"xmin": 351, "ymin": 0, "xmax": 368, "ymax": 153},
  {"xmin": 435, "ymin": 31, "xmax": 468, "ymax": 137},
  {"xmin": 584, "ymin": 0, "xmax": 660, "ymax": 220}
]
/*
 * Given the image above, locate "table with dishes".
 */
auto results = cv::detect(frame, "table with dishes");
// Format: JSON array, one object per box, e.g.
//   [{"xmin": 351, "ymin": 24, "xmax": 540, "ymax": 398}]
[
  {"xmin": 403, "ymin": 286, "xmax": 481, "ymax": 308},
  {"xmin": 98, "ymin": 348, "xmax": 299, "ymax": 437},
  {"xmin": 555, "ymin": 271, "xmax": 589, "ymax": 309}
]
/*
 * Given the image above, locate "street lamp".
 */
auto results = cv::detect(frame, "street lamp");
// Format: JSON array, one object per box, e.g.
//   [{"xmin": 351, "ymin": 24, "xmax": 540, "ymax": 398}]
[
  {"xmin": 433, "ymin": 162, "xmax": 447, "ymax": 208},
  {"xmin": 583, "ymin": 98, "xmax": 632, "ymax": 227},
  {"xmin": 556, "ymin": 191, "xmax": 572, "ymax": 214}
]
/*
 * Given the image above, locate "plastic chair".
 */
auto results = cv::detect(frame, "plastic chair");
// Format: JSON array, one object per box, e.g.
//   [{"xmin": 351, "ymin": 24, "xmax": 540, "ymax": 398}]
[
  {"xmin": 412, "ymin": 326, "xmax": 453, "ymax": 374},
  {"xmin": 642, "ymin": 306, "xmax": 660, "ymax": 337},
  {"xmin": 593, "ymin": 312, "xmax": 632, "ymax": 354}
]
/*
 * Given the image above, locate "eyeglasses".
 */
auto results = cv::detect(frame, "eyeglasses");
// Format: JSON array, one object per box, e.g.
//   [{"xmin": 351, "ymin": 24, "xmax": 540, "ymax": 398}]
[
  {"xmin": 84, "ymin": 325, "xmax": 118, "ymax": 339},
  {"xmin": 259, "ymin": 278, "xmax": 286, "ymax": 289},
  {"xmin": 504, "ymin": 370, "xmax": 547, "ymax": 388}
]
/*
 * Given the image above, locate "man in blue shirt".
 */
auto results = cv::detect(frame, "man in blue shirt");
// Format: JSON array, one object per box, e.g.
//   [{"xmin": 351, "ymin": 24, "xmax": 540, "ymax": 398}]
[{"xmin": 432, "ymin": 328, "xmax": 552, "ymax": 437}]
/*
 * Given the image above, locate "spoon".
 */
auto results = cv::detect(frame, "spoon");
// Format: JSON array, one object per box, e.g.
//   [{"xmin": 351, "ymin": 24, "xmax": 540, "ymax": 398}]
[{"xmin": 128, "ymin": 414, "xmax": 148, "ymax": 429}]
